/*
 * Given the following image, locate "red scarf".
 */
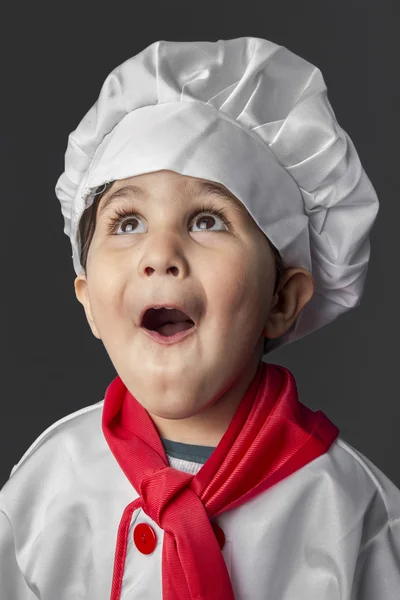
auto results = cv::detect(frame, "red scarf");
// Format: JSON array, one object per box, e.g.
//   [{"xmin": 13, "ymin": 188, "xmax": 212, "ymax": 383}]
[{"xmin": 102, "ymin": 361, "xmax": 339, "ymax": 599}]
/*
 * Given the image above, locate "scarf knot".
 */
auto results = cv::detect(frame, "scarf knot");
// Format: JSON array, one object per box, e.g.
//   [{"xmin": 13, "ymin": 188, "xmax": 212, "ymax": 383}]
[{"xmin": 139, "ymin": 466, "xmax": 194, "ymax": 528}]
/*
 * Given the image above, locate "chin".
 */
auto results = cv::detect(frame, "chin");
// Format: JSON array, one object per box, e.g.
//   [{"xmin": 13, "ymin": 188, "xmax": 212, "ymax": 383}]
[{"xmin": 148, "ymin": 402, "xmax": 204, "ymax": 421}]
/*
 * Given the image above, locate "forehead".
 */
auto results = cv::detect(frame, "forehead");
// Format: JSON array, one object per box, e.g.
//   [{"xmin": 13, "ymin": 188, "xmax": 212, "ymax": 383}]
[{"xmin": 97, "ymin": 173, "xmax": 246, "ymax": 217}]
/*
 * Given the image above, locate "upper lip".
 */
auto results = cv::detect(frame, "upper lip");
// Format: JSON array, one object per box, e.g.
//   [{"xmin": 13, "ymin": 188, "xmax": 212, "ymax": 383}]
[{"xmin": 139, "ymin": 302, "xmax": 197, "ymax": 327}]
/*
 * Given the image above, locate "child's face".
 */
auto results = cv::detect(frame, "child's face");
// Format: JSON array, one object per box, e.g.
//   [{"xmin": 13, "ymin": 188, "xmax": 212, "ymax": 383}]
[{"xmin": 74, "ymin": 170, "xmax": 301, "ymax": 444}]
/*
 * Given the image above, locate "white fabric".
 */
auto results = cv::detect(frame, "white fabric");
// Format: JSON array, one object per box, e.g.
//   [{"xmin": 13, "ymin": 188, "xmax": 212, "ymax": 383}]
[
  {"xmin": 1, "ymin": 400, "xmax": 400, "ymax": 599},
  {"xmin": 166, "ymin": 454, "xmax": 203, "ymax": 475},
  {"xmin": 54, "ymin": 37, "xmax": 380, "ymax": 355}
]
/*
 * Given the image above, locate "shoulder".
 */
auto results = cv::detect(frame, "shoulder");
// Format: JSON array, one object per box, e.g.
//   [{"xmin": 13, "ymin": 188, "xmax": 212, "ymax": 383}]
[
  {"xmin": 327, "ymin": 436, "xmax": 400, "ymax": 522},
  {"xmin": 9, "ymin": 399, "xmax": 106, "ymax": 479},
  {"xmin": 0, "ymin": 399, "xmax": 110, "ymax": 521},
  {"xmin": 0, "ymin": 398, "xmax": 134, "ymax": 588},
  {"xmin": 231, "ymin": 435, "xmax": 400, "ymax": 553},
  {"xmin": 331, "ymin": 439, "xmax": 400, "ymax": 595}
]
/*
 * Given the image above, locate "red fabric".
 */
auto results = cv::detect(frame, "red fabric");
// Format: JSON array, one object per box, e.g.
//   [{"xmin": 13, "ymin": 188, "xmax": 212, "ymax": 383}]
[{"xmin": 102, "ymin": 361, "xmax": 339, "ymax": 599}]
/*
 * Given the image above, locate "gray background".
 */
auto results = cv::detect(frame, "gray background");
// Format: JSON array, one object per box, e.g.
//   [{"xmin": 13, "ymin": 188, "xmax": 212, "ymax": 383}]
[{"xmin": 1, "ymin": 0, "xmax": 399, "ymax": 488}]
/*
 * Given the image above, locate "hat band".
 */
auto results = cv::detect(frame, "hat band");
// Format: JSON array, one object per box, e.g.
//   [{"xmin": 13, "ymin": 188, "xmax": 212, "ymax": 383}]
[{"xmin": 72, "ymin": 101, "xmax": 309, "ymax": 274}]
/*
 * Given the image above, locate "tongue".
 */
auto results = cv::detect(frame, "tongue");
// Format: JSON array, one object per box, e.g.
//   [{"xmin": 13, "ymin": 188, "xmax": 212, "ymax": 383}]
[{"xmin": 155, "ymin": 321, "xmax": 193, "ymax": 336}]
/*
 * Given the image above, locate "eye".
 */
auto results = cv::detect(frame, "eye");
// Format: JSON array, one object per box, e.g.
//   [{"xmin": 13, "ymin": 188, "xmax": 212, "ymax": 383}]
[
  {"xmin": 105, "ymin": 208, "xmax": 145, "ymax": 234},
  {"xmin": 105, "ymin": 203, "xmax": 232, "ymax": 235},
  {"xmin": 190, "ymin": 204, "xmax": 232, "ymax": 232}
]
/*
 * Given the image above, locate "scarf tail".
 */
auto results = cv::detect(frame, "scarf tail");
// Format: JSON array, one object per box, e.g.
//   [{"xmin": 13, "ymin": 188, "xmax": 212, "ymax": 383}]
[{"xmin": 162, "ymin": 523, "xmax": 235, "ymax": 600}]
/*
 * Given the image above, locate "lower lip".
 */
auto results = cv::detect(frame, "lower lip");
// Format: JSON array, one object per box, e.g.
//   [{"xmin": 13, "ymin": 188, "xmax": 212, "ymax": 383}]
[{"xmin": 141, "ymin": 324, "xmax": 197, "ymax": 345}]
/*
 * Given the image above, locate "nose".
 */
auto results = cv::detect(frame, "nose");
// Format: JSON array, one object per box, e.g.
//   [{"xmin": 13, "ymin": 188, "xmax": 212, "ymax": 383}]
[{"xmin": 139, "ymin": 234, "xmax": 189, "ymax": 279}]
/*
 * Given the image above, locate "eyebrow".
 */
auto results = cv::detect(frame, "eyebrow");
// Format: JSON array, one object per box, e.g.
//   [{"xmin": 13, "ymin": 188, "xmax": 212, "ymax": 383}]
[{"xmin": 97, "ymin": 180, "xmax": 244, "ymax": 218}]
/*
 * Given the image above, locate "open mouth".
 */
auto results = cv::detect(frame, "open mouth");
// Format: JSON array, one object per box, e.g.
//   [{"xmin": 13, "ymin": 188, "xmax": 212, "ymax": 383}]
[{"xmin": 141, "ymin": 307, "xmax": 195, "ymax": 337}]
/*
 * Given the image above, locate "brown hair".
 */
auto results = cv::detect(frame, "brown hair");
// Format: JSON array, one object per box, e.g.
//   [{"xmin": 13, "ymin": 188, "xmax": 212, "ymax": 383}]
[{"xmin": 79, "ymin": 183, "xmax": 285, "ymax": 355}]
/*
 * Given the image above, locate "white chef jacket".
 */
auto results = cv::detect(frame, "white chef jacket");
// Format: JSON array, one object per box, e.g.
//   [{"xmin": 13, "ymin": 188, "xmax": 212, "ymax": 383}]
[{"xmin": 1, "ymin": 398, "xmax": 400, "ymax": 599}]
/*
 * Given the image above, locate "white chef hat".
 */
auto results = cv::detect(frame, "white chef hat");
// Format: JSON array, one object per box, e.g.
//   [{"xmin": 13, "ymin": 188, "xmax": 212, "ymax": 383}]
[{"xmin": 55, "ymin": 37, "xmax": 379, "ymax": 355}]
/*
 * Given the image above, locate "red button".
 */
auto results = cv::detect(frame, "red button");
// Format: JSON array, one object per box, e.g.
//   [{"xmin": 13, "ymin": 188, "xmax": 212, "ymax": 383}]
[
  {"xmin": 133, "ymin": 523, "xmax": 157, "ymax": 555},
  {"xmin": 211, "ymin": 523, "xmax": 225, "ymax": 550}
]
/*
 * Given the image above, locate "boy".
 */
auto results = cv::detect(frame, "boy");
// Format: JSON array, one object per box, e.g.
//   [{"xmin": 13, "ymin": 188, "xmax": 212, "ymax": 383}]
[{"xmin": 1, "ymin": 36, "xmax": 399, "ymax": 599}]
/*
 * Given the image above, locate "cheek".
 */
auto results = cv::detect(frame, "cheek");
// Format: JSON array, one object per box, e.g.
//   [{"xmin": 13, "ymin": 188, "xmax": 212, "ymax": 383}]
[
  {"xmin": 207, "ymin": 247, "xmax": 266, "ymax": 323},
  {"xmin": 86, "ymin": 262, "xmax": 124, "ymax": 325}
]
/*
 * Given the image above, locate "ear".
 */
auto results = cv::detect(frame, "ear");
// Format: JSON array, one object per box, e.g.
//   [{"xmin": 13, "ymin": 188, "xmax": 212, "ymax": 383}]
[
  {"xmin": 264, "ymin": 268, "xmax": 314, "ymax": 339},
  {"xmin": 74, "ymin": 275, "xmax": 101, "ymax": 339}
]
